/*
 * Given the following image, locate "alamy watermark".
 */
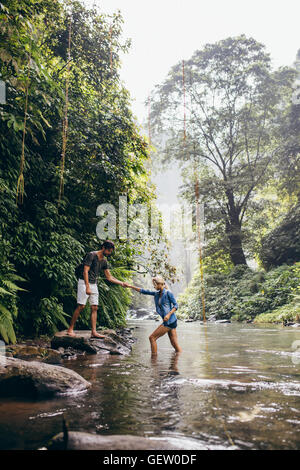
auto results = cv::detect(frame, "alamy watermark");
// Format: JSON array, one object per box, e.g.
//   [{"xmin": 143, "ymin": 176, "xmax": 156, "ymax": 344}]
[
  {"xmin": 291, "ymin": 340, "xmax": 300, "ymax": 365},
  {"xmin": 292, "ymin": 55, "xmax": 300, "ymax": 105},
  {"xmin": 95, "ymin": 195, "xmax": 205, "ymax": 247},
  {"xmin": 0, "ymin": 79, "xmax": 6, "ymax": 105},
  {"xmin": 0, "ymin": 340, "xmax": 6, "ymax": 366}
]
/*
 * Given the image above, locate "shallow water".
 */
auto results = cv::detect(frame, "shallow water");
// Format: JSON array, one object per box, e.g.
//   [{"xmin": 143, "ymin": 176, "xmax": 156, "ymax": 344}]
[{"xmin": 0, "ymin": 321, "xmax": 299, "ymax": 450}]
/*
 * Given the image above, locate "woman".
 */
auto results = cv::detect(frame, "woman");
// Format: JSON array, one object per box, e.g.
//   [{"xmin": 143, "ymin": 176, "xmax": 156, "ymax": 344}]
[{"xmin": 125, "ymin": 276, "xmax": 182, "ymax": 355}]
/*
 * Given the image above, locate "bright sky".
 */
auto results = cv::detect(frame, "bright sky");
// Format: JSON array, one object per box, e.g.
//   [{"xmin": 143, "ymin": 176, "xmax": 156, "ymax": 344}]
[{"xmin": 84, "ymin": 0, "xmax": 300, "ymax": 124}]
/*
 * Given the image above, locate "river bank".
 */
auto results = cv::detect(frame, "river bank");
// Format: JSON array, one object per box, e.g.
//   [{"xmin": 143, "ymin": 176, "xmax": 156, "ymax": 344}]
[
  {"xmin": 4, "ymin": 327, "xmax": 136, "ymax": 363},
  {"xmin": 0, "ymin": 328, "xmax": 136, "ymax": 400},
  {"xmin": 177, "ymin": 263, "xmax": 300, "ymax": 325}
]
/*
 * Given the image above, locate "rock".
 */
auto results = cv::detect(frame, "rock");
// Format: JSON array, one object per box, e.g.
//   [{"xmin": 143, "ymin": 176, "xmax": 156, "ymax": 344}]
[
  {"xmin": 208, "ymin": 315, "xmax": 217, "ymax": 322},
  {"xmin": 136, "ymin": 307, "xmax": 150, "ymax": 313},
  {"xmin": 135, "ymin": 308, "xmax": 151, "ymax": 319},
  {"xmin": 291, "ymin": 323, "xmax": 300, "ymax": 328},
  {"xmin": 47, "ymin": 431, "xmax": 197, "ymax": 450},
  {"xmin": 143, "ymin": 313, "xmax": 160, "ymax": 321},
  {"xmin": 215, "ymin": 319, "xmax": 231, "ymax": 323},
  {"xmin": 184, "ymin": 319, "xmax": 195, "ymax": 322},
  {"xmin": 0, "ymin": 357, "xmax": 91, "ymax": 398},
  {"xmin": 6, "ymin": 344, "xmax": 63, "ymax": 364},
  {"xmin": 51, "ymin": 330, "xmax": 132, "ymax": 356},
  {"xmin": 41, "ymin": 350, "xmax": 64, "ymax": 365},
  {"xmin": 283, "ymin": 320, "xmax": 296, "ymax": 326},
  {"xmin": 60, "ymin": 347, "xmax": 80, "ymax": 360},
  {"xmin": 116, "ymin": 328, "xmax": 137, "ymax": 344},
  {"xmin": 126, "ymin": 309, "xmax": 137, "ymax": 319}
]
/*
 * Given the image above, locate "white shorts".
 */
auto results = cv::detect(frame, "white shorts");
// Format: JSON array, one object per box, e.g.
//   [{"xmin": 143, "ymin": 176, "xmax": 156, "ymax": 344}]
[{"xmin": 77, "ymin": 279, "xmax": 99, "ymax": 306}]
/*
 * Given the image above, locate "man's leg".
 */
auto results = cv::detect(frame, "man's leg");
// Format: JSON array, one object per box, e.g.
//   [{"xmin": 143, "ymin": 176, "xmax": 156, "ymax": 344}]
[
  {"xmin": 149, "ymin": 324, "xmax": 170, "ymax": 355},
  {"xmin": 67, "ymin": 304, "xmax": 85, "ymax": 336},
  {"xmin": 89, "ymin": 283, "xmax": 105, "ymax": 338},
  {"xmin": 168, "ymin": 328, "xmax": 182, "ymax": 353},
  {"xmin": 90, "ymin": 305, "xmax": 105, "ymax": 338}
]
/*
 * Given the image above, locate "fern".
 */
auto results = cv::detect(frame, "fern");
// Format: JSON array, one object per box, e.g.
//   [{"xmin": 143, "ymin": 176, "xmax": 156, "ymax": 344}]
[
  {"xmin": 33, "ymin": 297, "xmax": 71, "ymax": 336},
  {"xmin": 0, "ymin": 304, "xmax": 16, "ymax": 343},
  {"xmin": 2, "ymin": 279, "xmax": 27, "ymax": 292},
  {"xmin": 0, "ymin": 249, "xmax": 27, "ymax": 343}
]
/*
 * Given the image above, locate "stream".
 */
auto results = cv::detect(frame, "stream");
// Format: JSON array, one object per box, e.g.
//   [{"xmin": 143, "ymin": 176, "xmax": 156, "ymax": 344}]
[{"xmin": 0, "ymin": 320, "xmax": 299, "ymax": 450}]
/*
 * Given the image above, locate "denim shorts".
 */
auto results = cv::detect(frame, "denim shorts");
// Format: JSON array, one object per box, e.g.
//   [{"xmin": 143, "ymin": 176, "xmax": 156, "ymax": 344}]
[{"xmin": 163, "ymin": 319, "xmax": 177, "ymax": 329}]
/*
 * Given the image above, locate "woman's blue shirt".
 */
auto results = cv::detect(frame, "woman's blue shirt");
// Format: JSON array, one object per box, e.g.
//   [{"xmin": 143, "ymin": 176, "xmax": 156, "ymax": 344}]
[{"xmin": 139, "ymin": 287, "xmax": 178, "ymax": 325}]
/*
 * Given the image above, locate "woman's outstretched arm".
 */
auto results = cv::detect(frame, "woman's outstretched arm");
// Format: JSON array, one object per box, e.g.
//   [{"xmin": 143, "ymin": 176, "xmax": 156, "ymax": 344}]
[{"xmin": 124, "ymin": 283, "xmax": 156, "ymax": 295}]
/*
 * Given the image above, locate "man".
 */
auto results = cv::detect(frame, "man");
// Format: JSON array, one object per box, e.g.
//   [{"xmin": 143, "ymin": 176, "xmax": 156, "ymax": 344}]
[{"xmin": 67, "ymin": 240, "xmax": 127, "ymax": 338}]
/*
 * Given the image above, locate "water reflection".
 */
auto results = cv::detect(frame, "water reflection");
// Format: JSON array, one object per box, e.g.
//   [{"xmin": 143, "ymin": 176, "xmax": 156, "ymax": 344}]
[{"xmin": 0, "ymin": 321, "xmax": 299, "ymax": 450}]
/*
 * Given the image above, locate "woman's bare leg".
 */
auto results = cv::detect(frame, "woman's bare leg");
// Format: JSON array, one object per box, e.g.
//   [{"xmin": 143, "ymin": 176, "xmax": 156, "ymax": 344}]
[
  {"xmin": 149, "ymin": 324, "xmax": 170, "ymax": 355},
  {"xmin": 168, "ymin": 328, "xmax": 182, "ymax": 352}
]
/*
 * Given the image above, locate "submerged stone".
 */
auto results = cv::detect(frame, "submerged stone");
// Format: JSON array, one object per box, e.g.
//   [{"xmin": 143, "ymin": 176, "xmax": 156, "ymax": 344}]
[
  {"xmin": 0, "ymin": 357, "xmax": 91, "ymax": 398},
  {"xmin": 46, "ymin": 431, "xmax": 198, "ymax": 450}
]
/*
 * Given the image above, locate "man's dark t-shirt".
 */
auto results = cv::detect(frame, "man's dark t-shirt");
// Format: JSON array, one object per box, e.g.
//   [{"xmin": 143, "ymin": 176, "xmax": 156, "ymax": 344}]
[{"xmin": 78, "ymin": 251, "xmax": 108, "ymax": 284}]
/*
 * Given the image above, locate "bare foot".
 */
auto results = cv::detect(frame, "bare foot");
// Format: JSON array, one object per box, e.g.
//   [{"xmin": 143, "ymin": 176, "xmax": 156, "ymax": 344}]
[
  {"xmin": 90, "ymin": 331, "xmax": 106, "ymax": 339},
  {"xmin": 66, "ymin": 330, "xmax": 76, "ymax": 337}
]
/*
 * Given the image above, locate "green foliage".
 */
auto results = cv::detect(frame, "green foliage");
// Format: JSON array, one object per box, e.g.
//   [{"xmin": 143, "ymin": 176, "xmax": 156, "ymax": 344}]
[
  {"xmin": 177, "ymin": 262, "xmax": 300, "ymax": 322},
  {"xmin": 150, "ymin": 34, "xmax": 297, "ymax": 266},
  {"xmin": 0, "ymin": 0, "xmax": 175, "ymax": 338},
  {"xmin": 0, "ymin": 238, "xmax": 27, "ymax": 343},
  {"xmin": 33, "ymin": 296, "xmax": 70, "ymax": 336},
  {"xmin": 259, "ymin": 203, "xmax": 300, "ymax": 270},
  {"xmin": 254, "ymin": 301, "xmax": 300, "ymax": 324}
]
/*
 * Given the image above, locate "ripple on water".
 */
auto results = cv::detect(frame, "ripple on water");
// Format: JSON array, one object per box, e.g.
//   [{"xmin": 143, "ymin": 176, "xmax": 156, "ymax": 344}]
[
  {"xmin": 29, "ymin": 409, "xmax": 67, "ymax": 420},
  {"xmin": 169, "ymin": 376, "xmax": 300, "ymax": 396},
  {"xmin": 245, "ymin": 349, "xmax": 298, "ymax": 357}
]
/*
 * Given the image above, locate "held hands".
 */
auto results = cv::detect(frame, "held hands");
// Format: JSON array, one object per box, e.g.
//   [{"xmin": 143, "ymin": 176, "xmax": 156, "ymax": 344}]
[{"xmin": 122, "ymin": 282, "xmax": 132, "ymax": 288}]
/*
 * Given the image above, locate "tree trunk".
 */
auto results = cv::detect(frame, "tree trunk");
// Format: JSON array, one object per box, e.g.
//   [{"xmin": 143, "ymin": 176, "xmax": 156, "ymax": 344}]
[
  {"xmin": 225, "ymin": 189, "xmax": 247, "ymax": 266},
  {"xmin": 226, "ymin": 220, "xmax": 247, "ymax": 265}
]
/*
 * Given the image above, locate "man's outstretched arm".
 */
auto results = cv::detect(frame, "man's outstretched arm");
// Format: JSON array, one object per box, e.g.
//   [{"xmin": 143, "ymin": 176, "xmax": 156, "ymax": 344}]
[{"xmin": 104, "ymin": 268, "xmax": 126, "ymax": 287}]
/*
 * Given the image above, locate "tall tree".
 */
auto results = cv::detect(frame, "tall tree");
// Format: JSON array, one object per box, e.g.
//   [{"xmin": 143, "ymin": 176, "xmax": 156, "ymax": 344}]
[{"xmin": 150, "ymin": 35, "xmax": 295, "ymax": 265}]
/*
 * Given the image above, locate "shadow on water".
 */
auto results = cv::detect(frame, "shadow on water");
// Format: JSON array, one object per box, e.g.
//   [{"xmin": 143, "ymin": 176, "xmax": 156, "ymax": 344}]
[{"xmin": 0, "ymin": 321, "xmax": 299, "ymax": 450}]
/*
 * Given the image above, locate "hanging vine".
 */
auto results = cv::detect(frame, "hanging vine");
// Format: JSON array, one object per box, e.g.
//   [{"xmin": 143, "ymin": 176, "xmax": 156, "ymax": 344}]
[
  {"xmin": 16, "ymin": 37, "xmax": 33, "ymax": 205},
  {"xmin": 58, "ymin": 9, "xmax": 72, "ymax": 204}
]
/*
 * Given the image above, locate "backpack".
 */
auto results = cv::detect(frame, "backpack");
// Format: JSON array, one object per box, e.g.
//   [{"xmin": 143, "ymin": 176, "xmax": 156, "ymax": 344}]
[
  {"xmin": 75, "ymin": 262, "xmax": 83, "ymax": 280},
  {"xmin": 75, "ymin": 251, "xmax": 97, "ymax": 280}
]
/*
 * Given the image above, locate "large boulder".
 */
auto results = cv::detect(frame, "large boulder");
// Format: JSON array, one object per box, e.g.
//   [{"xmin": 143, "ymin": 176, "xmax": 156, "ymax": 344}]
[
  {"xmin": 51, "ymin": 330, "xmax": 133, "ymax": 356},
  {"xmin": 47, "ymin": 431, "xmax": 204, "ymax": 450},
  {"xmin": 0, "ymin": 357, "xmax": 91, "ymax": 398},
  {"xmin": 135, "ymin": 308, "xmax": 152, "ymax": 319}
]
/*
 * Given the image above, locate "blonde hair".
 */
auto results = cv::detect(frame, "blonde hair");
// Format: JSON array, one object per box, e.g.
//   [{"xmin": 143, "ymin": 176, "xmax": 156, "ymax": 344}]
[{"xmin": 152, "ymin": 276, "xmax": 169, "ymax": 290}]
